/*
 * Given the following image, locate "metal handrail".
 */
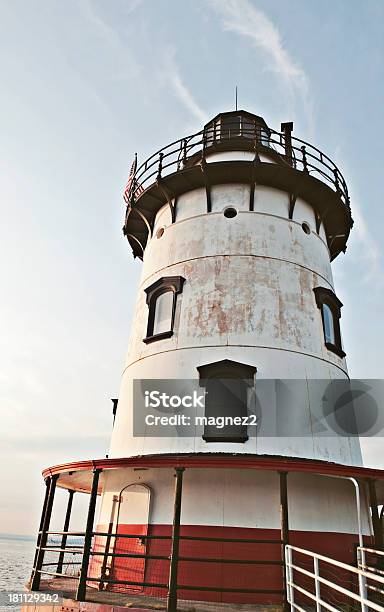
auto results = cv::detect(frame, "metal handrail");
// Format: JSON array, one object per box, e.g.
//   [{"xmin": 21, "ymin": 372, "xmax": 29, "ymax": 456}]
[
  {"xmin": 286, "ymin": 545, "xmax": 384, "ymax": 612},
  {"xmin": 125, "ymin": 121, "xmax": 350, "ymax": 216},
  {"xmin": 358, "ymin": 547, "xmax": 384, "ymax": 597},
  {"xmin": 33, "ymin": 528, "xmax": 286, "ymax": 598}
]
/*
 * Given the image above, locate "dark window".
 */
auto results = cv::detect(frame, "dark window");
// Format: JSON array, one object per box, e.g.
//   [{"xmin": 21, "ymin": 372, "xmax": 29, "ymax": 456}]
[
  {"xmin": 197, "ymin": 359, "xmax": 256, "ymax": 443},
  {"xmin": 241, "ymin": 116, "xmax": 256, "ymax": 139},
  {"xmin": 143, "ymin": 276, "xmax": 185, "ymax": 344},
  {"xmin": 259, "ymin": 126, "xmax": 270, "ymax": 147},
  {"xmin": 313, "ymin": 287, "xmax": 346, "ymax": 358},
  {"xmin": 220, "ymin": 114, "xmax": 241, "ymax": 139}
]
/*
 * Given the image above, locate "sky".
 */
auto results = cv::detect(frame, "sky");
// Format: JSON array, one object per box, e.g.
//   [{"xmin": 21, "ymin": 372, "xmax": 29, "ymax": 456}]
[{"xmin": 0, "ymin": 0, "xmax": 383, "ymax": 536}]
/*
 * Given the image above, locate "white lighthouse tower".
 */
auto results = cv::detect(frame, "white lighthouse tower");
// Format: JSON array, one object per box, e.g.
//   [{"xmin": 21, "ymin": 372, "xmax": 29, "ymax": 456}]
[
  {"xmin": 29, "ymin": 110, "xmax": 384, "ymax": 611},
  {"xmin": 93, "ymin": 109, "xmax": 371, "ymax": 602}
]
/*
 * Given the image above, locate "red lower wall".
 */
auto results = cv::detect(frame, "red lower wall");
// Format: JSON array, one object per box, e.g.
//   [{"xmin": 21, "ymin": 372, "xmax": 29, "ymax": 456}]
[{"xmin": 89, "ymin": 524, "xmax": 372, "ymax": 605}]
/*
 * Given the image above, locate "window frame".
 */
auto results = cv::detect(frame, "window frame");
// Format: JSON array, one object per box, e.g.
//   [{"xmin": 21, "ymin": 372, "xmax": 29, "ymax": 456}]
[
  {"xmin": 197, "ymin": 359, "xmax": 256, "ymax": 443},
  {"xmin": 313, "ymin": 286, "xmax": 346, "ymax": 358},
  {"xmin": 143, "ymin": 276, "xmax": 185, "ymax": 344}
]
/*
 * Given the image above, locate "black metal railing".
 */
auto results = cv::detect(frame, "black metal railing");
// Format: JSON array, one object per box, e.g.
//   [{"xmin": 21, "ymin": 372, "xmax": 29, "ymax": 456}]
[
  {"xmin": 30, "ymin": 529, "xmax": 284, "ymax": 610},
  {"xmin": 125, "ymin": 120, "xmax": 350, "ymax": 214}
]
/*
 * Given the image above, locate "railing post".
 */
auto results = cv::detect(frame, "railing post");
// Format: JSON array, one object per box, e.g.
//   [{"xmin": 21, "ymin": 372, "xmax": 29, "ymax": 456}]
[
  {"xmin": 285, "ymin": 545, "xmax": 294, "ymax": 611},
  {"xmin": 157, "ymin": 152, "xmax": 164, "ymax": 181},
  {"xmin": 56, "ymin": 489, "xmax": 75, "ymax": 575},
  {"xmin": 167, "ymin": 467, "xmax": 185, "ymax": 612},
  {"xmin": 313, "ymin": 556, "xmax": 321, "ymax": 612},
  {"xmin": 31, "ymin": 474, "xmax": 59, "ymax": 590},
  {"xmin": 301, "ymin": 146, "xmax": 309, "ymax": 173},
  {"xmin": 358, "ymin": 561, "xmax": 368, "ymax": 612},
  {"xmin": 76, "ymin": 468, "xmax": 101, "ymax": 602},
  {"xmin": 333, "ymin": 168, "xmax": 341, "ymax": 194},
  {"xmin": 31, "ymin": 478, "xmax": 50, "ymax": 575},
  {"xmin": 280, "ymin": 471, "xmax": 290, "ymax": 612},
  {"xmin": 368, "ymin": 479, "xmax": 384, "ymax": 551}
]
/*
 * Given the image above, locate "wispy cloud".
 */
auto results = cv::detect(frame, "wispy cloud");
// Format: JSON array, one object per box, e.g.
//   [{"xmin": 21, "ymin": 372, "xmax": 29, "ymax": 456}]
[
  {"xmin": 208, "ymin": 0, "xmax": 313, "ymax": 131},
  {"xmin": 79, "ymin": 1, "xmax": 206, "ymax": 126},
  {"xmin": 349, "ymin": 198, "xmax": 383, "ymax": 285},
  {"xmin": 333, "ymin": 146, "xmax": 383, "ymax": 286},
  {"xmin": 162, "ymin": 49, "xmax": 208, "ymax": 125}
]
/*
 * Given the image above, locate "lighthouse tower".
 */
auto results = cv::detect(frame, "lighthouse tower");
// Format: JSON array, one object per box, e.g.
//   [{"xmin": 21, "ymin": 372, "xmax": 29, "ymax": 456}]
[
  {"xmin": 29, "ymin": 110, "xmax": 384, "ymax": 611},
  {"xmin": 93, "ymin": 111, "xmax": 367, "ymax": 602}
]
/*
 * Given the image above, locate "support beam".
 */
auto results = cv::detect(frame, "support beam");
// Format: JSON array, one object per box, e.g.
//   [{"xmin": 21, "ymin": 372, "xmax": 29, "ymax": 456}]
[
  {"xmin": 111, "ymin": 398, "xmax": 118, "ymax": 426},
  {"xmin": 156, "ymin": 181, "xmax": 177, "ymax": 224},
  {"xmin": 76, "ymin": 469, "xmax": 101, "ymax": 602},
  {"xmin": 368, "ymin": 479, "xmax": 384, "ymax": 550},
  {"xmin": 200, "ymin": 159, "xmax": 212, "ymax": 213},
  {"xmin": 249, "ymin": 153, "xmax": 260, "ymax": 211},
  {"xmin": 31, "ymin": 478, "xmax": 50, "ymax": 576},
  {"xmin": 56, "ymin": 490, "xmax": 75, "ymax": 574},
  {"xmin": 167, "ymin": 467, "xmax": 185, "ymax": 612},
  {"xmin": 134, "ymin": 207, "xmax": 153, "ymax": 237},
  {"xmin": 279, "ymin": 471, "xmax": 290, "ymax": 612},
  {"xmin": 31, "ymin": 474, "xmax": 59, "ymax": 590}
]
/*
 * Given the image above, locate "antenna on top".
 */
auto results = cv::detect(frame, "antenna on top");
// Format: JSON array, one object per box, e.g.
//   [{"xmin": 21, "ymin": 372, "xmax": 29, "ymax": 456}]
[{"xmin": 235, "ymin": 86, "xmax": 238, "ymax": 111}]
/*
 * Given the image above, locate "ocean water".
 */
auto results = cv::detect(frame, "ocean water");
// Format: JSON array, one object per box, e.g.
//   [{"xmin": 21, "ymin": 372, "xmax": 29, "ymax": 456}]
[
  {"xmin": 0, "ymin": 534, "xmax": 84, "ymax": 611},
  {"xmin": 0, "ymin": 535, "xmax": 35, "ymax": 610},
  {"xmin": 0, "ymin": 535, "xmax": 35, "ymax": 592}
]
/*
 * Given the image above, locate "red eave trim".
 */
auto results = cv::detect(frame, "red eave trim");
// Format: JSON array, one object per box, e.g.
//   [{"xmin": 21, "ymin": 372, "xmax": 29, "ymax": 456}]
[{"xmin": 42, "ymin": 453, "xmax": 384, "ymax": 481}]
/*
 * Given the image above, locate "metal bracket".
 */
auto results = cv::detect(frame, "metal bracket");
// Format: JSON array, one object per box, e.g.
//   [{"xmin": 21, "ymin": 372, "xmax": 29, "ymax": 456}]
[
  {"xmin": 249, "ymin": 153, "xmax": 260, "ymax": 211},
  {"xmin": 134, "ymin": 207, "xmax": 153, "ymax": 238},
  {"xmin": 200, "ymin": 158, "xmax": 212, "ymax": 213},
  {"xmin": 126, "ymin": 232, "xmax": 145, "ymax": 258},
  {"xmin": 288, "ymin": 193, "xmax": 297, "ymax": 220},
  {"xmin": 314, "ymin": 210, "xmax": 322, "ymax": 234},
  {"xmin": 156, "ymin": 180, "xmax": 177, "ymax": 224}
]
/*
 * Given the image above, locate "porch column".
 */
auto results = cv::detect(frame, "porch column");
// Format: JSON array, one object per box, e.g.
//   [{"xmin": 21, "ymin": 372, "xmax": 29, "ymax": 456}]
[
  {"xmin": 31, "ymin": 474, "xmax": 59, "ymax": 590},
  {"xmin": 76, "ymin": 468, "xmax": 101, "ymax": 602},
  {"xmin": 368, "ymin": 479, "xmax": 384, "ymax": 550},
  {"xmin": 167, "ymin": 467, "xmax": 185, "ymax": 612},
  {"xmin": 279, "ymin": 471, "xmax": 290, "ymax": 612},
  {"xmin": 31, "ymin": 478, "xmax": 50, "ymax": 575}
]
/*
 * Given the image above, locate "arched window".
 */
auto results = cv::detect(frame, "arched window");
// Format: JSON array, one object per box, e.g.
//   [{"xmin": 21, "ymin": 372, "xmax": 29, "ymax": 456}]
[
  {"xmin": 313, "ymin": 287, "xmax": 345, "ymax": 358},
  {"xmin": 152, "ymin": 291, "xmax": 174, "ymax": 336},
  {"xmin": 143, "ymin": 276, "xmax": 185, "ymax": 343},
  {"xmin": 322, "ymin": 303, "xmax": 335, "ymax": 344},
  {"xmin": 197, "ymin": 359, "xmax": 256, "ymax": 443}
]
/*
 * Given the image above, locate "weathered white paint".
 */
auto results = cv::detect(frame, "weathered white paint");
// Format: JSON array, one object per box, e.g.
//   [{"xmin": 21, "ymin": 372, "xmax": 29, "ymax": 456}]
[
  {"xmin": 98, "ymin": 141, "xmax": 365, "ymax": 539},
  {"xmin": 98, "ymin": 468, "xmax": 370, "ymax": 535},
  {"xmin": 108, "ymin": 178, "xmax": 361, "ymax": 465}
]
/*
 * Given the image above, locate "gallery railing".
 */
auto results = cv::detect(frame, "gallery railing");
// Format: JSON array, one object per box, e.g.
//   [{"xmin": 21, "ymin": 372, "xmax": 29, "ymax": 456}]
[{"xmin": 125, "ymin": 120, "xmax": 350, "ymax": 215}]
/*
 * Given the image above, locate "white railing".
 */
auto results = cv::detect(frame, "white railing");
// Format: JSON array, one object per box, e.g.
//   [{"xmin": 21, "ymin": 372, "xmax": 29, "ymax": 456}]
[
  {"xmin": 358, "ymin": 547, "xmax": 384, "ymax": 599},
  {"xmin": 285, "ymin": 545, "xmax": 384, "ymax": 612}
]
